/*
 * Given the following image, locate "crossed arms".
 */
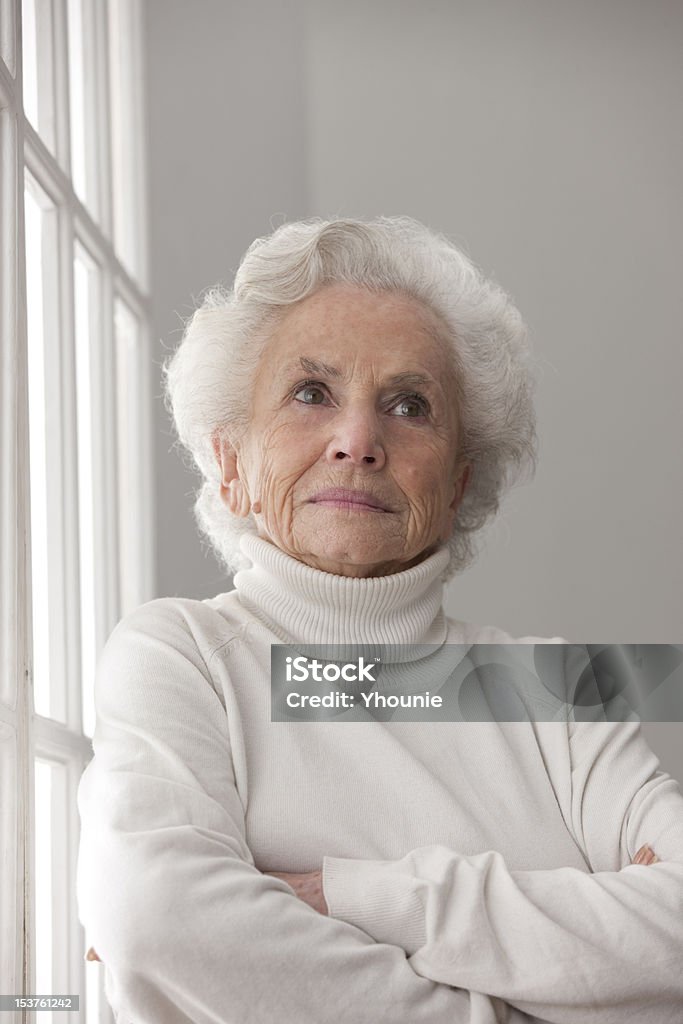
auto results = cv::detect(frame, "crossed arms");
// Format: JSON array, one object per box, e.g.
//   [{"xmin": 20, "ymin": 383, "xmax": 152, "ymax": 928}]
[
  {"xmin": 78, "ymin": 602, "xmax": 683, "ymax": 1023},
  {"xmin": 265, "ymin": 841, "xmax": 661, "ymax": 914}
]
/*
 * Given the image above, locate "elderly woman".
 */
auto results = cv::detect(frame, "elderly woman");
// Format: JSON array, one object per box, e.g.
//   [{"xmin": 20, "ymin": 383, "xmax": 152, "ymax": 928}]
[{"xmin": 77, "ymin": 218, "xmax": 683, "ymax": 1024}]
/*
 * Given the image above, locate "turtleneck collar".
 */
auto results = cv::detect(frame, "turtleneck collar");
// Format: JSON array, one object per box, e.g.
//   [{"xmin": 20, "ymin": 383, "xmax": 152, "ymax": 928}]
[{"xmin": 233, "ymin": 533, "xmax": 449, "ymax": 648}]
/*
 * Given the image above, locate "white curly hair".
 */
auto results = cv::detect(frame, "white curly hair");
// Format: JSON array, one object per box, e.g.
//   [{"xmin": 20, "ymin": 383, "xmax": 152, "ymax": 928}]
[{"xmin": 162, "ymin": 216, "xmax": 538, "ymax": 579}]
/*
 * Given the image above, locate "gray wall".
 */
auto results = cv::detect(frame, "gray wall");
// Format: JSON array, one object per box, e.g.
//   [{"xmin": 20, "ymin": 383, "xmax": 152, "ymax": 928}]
[
  {"xmin": 144, "ymin": 1, "xmax": 682, "ymax": 775},
  {"xmin": 144, "ymin": 0, "xmax": 309, "ymax": 599}
]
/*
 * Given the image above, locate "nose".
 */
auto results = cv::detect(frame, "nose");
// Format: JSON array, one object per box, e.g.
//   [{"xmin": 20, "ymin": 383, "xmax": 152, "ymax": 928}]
[{"xmin": 324, "ymin": 404, "xmax": 386, "ymax": 469}]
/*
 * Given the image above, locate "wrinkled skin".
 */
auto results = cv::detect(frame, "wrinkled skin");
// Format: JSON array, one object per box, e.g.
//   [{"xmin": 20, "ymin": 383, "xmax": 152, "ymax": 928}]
[{"xmin": 215, "ymin": 284, "xmax": 471, "ymax": 578}]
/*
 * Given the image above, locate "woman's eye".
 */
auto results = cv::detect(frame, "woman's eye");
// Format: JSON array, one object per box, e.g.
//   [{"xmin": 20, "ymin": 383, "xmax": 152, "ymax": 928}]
[
  {"xmin": 293, "ymin": 383, "xmax": 327, "ymax": 405},
  {"xmin": 391, "ymin": 395, "xmax": 428, "ymax": 418}
]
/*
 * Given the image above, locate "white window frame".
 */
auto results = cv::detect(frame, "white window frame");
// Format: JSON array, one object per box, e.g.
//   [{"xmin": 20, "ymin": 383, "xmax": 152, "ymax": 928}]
[{"xmin": 0, "ymin": 1, "xmax": 154, "ymax": 1020}]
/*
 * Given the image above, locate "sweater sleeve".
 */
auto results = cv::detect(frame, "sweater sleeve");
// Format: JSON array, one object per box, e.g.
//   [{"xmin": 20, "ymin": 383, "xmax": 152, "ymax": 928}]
[
  {"xmin": 322, "ymin": 720, "xmax": 683, "ymax": 1024},
  {"xmin": 77, "ymin": 600, "xmax": 543, "ymax": 1024}
]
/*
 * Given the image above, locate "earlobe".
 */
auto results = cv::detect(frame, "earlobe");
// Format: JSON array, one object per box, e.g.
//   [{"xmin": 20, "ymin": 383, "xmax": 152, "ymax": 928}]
[{"xmin": 227, "ymin": 479, "xmax": 252, "ymax": 517}]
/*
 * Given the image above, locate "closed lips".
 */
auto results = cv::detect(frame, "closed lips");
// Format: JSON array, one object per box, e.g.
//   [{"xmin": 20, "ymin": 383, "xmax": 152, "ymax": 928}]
[{"xmin": 309, "ymin": 489, "xmax": 392, "ymax": 511}]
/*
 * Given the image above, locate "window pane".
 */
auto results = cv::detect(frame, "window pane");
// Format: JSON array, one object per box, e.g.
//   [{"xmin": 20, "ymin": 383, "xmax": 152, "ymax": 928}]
[
  {"xmin": 24, "ymin": 185, "xmax": 51, "ymax": 719},
  {"xmin": 0, "ymin": 726, "xmax": 18, "ymax": 995},
  {"xmin": 74, "ymin": 247, "xmax": 98, "ymax": 739},
  {"xmin": 66, "ymin": 0, "xmax": 106, "ymax": 219},
  {"xmin": 34, "ymin": 757, "xmax": 70, "ymax": 1020},
  {"xmin": 66, "ymin": 0, "xmax": 87, "ymax": 203},
  {"xmin": 34, "ymin": 759, "xmax": 54, "ymax": 1023},
  {"xmin": 109, "ymin": 0, "xmax": 144, "ymax": 279},
  {"xmin": 21, "ymin": 0, "xmax": 39, "ymax": 126},
  {"xmin": 114, "ymin": 298, "xmax": 142, "ymax": 618},
  {"xmin": 25, "ymin": 177, "xmax": 67, "ymax": 724},
  {"xmin": 1, "ymin": 0, "xmax": 17, "ymax": 76},
  {"xmin": 21, "ymin": 0, "xmax": 56, "ymax": 153}
]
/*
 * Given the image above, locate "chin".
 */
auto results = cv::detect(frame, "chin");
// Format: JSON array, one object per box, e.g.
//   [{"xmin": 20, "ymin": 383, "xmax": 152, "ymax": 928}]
[
  {"xmin": 292, "ymin": 514, "xmax": 430, "ymax": 574},
  {"xmin": 303, "ymin": 537, "xmax": 419, "ymax": 576}
]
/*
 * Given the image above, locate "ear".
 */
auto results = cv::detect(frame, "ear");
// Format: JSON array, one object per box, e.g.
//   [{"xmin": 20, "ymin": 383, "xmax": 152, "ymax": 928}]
[
  {"xmin": 440, "ymin": 460, "xmax": 471, "ymax": 542},
  {"xmin": 212, "ymin": 432, "xmax": 252, "ymax": 518},
  {"xmin": 450, "ymin": 461, "xmax": 471, "ymax": 514}
]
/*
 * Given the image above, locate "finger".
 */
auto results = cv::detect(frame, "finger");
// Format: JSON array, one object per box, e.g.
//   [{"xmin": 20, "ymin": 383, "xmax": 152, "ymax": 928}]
[{"xmin": 634, "ymin": 844, "xmax": 660, "ymax": 866}]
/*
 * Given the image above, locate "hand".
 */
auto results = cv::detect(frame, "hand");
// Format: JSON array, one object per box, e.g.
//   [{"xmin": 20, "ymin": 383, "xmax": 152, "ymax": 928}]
[
  {"xmin": 631, "ymin": 843, "xmax": 660, "ymax": 865},
  {"xmin": 265, "ymin": 869, "xmax": 329, "ymax": 915}
]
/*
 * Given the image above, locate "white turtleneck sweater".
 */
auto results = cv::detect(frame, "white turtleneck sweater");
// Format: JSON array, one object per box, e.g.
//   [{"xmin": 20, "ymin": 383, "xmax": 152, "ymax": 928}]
[{"xmin": 76, "ymin": 536, "xmax": 683, "ymax": 1024}]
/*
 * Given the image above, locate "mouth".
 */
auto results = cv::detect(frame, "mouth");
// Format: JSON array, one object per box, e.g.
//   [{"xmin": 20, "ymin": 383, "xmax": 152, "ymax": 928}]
[{"xmin": 308, "ymin": 488, "xmax": 393, "ymax": 513}]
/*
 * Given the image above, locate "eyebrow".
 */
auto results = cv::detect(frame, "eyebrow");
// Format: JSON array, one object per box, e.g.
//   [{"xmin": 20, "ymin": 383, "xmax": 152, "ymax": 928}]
[
  {"xmin": 383, "ymin": 372, "xmax": 434, "ymax": 390},
  {"xmin": 293, "ymin": 358, "xmax": 435, "ymax": 391},
  {"xmin": 298, "ymin": 357, "xmax": 343, "ymax": 379}
]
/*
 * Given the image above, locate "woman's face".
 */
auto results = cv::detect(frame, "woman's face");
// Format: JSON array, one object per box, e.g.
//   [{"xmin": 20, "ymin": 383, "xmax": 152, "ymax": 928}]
[{"xmin": 222, "ymin": 284, "xmax": 470, "ymax": 577}]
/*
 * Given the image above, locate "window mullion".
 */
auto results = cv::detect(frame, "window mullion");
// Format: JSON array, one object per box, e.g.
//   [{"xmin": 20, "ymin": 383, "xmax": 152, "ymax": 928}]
[
  {"xmin": 9, "ymin": 9, "xmax": 34, "ymax": 1011},
  {"xmin": 33, "ymin": 715, "xmax": 93, "ymax": 761},
  {"xmin": 0, "ymin": 86, "xmax": 25, "ymax": 1013},
  {"xmin": 23, "ymin": 130, "xmax": 149, "ymax": 310},
  {"xmin": 0, "ymin": 50, "xmax": 17, "ymax": 106},
  {"xmin": 112, "ymin": 268, "xmax": 150, "ymax": 323},
  {"xmin": 14, "ymin": 86, "xmax": 37, "ymax": 1013},
  {"xmin": 0, "ymin": 110, "xmax": 19, "ymax": 719}
]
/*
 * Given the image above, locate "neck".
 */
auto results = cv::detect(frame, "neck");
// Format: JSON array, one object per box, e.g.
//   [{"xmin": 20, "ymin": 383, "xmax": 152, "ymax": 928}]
[{"xmin": 233, "ymin": 533, "xmax": 450, "ymax": 649}]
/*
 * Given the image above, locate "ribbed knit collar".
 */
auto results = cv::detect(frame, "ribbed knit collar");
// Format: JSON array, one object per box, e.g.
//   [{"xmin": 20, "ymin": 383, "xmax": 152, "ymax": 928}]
[{"xmin": 233, "ymin": 533, "xmax": 449, "ymax": 648}]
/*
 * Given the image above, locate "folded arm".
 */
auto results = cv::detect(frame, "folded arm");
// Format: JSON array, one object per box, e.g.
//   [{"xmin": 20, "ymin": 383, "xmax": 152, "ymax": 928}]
[
  {"xmin": 78, "ymin": 600, "xmax": 542, "ymax": 1024},
  {"xmin": 321, "ymin": 721, "xmax": 683, "ymax": 1023}
]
